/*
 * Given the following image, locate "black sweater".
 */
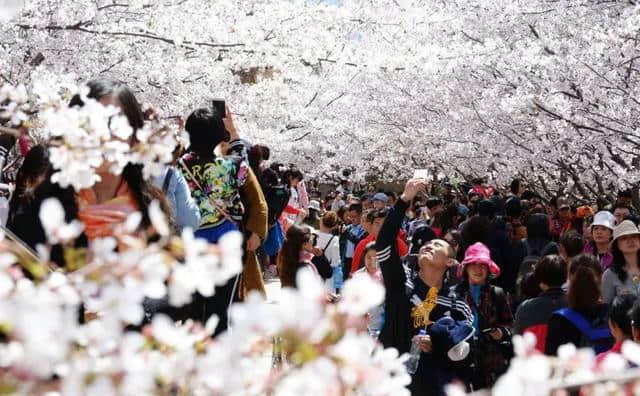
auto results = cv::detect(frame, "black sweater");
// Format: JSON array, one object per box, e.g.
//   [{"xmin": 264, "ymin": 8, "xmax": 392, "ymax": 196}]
[{"xmin": 376, "ymin": 199, "xmax": 473, "ymax": 396}]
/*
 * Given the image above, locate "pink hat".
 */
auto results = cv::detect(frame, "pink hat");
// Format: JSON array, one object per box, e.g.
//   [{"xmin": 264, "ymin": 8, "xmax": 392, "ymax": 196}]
[{"xmin": 457, "ymin": 242, "xmax": 500, "ymax": 278}]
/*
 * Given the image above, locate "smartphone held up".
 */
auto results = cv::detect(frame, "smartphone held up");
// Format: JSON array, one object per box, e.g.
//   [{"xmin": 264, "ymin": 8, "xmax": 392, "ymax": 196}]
[
  {"xmin": 212, "ymin": 99, "xmax": 226, "ymax": 117},
  {"xmin": 413, "ymin": 169, "xmax": 430, "ymax": 180}
]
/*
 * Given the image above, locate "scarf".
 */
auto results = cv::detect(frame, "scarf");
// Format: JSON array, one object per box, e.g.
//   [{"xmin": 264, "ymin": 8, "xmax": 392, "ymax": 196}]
[
  {"xmin": 471, "ymin": 284, "xmax": 482, "ymax": 332},
  {"xmin": 76, "ymin": 182, "xmax": 139, "ymax": 240}
]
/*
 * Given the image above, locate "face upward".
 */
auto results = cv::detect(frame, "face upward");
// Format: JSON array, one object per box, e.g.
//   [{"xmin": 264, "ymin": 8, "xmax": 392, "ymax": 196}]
[{"xmin": 418, "ymin": 239, "xmax": 452, "ymax": 271}]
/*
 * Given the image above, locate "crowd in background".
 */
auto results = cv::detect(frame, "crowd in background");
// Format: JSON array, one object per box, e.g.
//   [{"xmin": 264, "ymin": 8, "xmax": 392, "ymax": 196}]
[
  {"xmin": 3, "ymin": 78, "xmax": 640, "ymax": 395},
  {"xmin": 286, "ymin": 175, "xmax": 640, "ymax": 394}
]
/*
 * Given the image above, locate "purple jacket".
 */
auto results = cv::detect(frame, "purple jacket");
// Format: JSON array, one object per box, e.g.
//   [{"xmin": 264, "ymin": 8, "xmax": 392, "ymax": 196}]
[{"xmin": 584, "ymin": 241, "xmax": 613, "ymax": 270}]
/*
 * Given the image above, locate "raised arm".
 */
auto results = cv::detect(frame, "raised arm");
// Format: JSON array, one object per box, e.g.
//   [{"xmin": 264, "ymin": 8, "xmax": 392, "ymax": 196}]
[{"xmin": 376, "ymin": 179, "xmax": 427, "ymax": 293}]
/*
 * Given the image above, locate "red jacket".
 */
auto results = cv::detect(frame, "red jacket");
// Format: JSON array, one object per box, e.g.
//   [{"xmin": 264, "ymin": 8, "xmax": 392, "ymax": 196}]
[{"xmin": 350, "ymin": 234, "xmax": 408, "ymax": 275}]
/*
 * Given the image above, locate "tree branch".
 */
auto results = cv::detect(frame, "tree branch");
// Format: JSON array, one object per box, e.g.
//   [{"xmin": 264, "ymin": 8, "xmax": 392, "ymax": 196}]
[{"xmin": 17, "ymin": 23, "xmax": 245, "ymax": 50}]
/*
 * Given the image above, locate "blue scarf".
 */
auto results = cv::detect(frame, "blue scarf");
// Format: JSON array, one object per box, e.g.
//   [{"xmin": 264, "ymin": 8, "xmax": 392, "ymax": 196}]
[{"xmin": 471, "ymin": 284, "xmax": 482, "ymax": 332}]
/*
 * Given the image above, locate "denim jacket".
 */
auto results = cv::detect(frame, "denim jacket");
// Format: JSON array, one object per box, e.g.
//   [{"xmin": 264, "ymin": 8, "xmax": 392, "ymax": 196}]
[{"xmin": 154, "ymin": 165, "xmax": 201, "ymax": 232}]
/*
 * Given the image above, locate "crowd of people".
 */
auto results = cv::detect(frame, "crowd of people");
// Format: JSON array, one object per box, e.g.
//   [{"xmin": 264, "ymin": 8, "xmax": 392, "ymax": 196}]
[
  {"xmin": 301, "ymin": 176, "xmax": 640, "ymax": 394},
  {"xmin": 3, "ymin": 77, "xmax": 640, "ymax": 395}
]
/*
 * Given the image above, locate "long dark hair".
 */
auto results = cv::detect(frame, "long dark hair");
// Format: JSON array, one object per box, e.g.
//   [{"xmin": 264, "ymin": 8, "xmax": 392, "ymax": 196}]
[
  {"xmin": 277, "ymin": 225, "xmax": 311, "ymax": 288},
  {"xmin": 283, "ymin": 167, "xmax": 303, "ymax": 188},
  {"xmin": 248, "ymin": 144, "xmax": 270, "ymax": 189},
  {"xmin": 10, "ymin": 145, "xmax": 52, "ymax": 209},
  {"xmin": 611, "ymin": 237, "xmax": 640, "ymax": 283},
  {"xmin": 568, "ymin": 254, "xmax": 603, "ymax": 311},
  {"xmin": 70, "ymin": 78, "xmax": 174, "ymax": 232},
  {"xmin": 8, "ymin": 145, "xmax": 80, "ymax": 246}
]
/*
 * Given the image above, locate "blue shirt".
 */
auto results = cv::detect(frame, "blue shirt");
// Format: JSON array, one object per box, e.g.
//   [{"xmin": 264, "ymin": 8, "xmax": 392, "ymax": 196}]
[
  {"xmin": 344, "ymin": 224, "xmax": 365, "ymax": 258},
  {"xmin": 154, "ymin": 165, "xmax": 201, "ymax": 232}
]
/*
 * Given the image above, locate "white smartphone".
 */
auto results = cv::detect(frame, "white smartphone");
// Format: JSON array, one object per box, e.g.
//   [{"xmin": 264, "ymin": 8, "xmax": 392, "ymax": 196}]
[{"xmin": 413, "ymin": 169, "xmax": 430, "ymax": 180}]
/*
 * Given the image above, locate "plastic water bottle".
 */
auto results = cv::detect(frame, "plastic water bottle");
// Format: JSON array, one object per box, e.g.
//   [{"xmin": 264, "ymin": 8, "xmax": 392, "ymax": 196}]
[
  {"xmin": 405, "ymin": 329, "xmax": 426, "ymax": 374},
  {"xmin": 333, "ymin": 265, "xmax": 343, "ymax": 292}
]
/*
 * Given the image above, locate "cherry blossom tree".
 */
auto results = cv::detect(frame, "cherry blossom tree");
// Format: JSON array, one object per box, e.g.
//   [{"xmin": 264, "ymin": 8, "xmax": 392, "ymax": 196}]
[{"xmin": 2, "ymin": 0, "xmax": 639, "ymax": 200}]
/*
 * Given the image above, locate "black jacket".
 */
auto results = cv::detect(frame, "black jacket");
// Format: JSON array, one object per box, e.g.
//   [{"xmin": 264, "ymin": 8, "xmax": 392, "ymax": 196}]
[
  {"xmin": 513, "ymin": 288, "xmax": 566, "ymax": 335},
  {"xmin": 376, "ymin": 199, "xmax": 473, "ymax": 396}
]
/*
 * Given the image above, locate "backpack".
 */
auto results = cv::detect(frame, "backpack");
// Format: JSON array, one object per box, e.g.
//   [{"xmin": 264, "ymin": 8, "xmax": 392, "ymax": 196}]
[
  {"xmin": 555, "ymin": 308, "xmax": 613, "ymax": 354},
  {"xmin": 518, "ymin": 240, "xmax": 542, "ymax": 279},
  {"xmin": 311, "ymin": 235, "xmax": 337, "ymax": 280},
  {"xmin": 265, "ymin": 184, "xmax": 290, "ymax": 225}
]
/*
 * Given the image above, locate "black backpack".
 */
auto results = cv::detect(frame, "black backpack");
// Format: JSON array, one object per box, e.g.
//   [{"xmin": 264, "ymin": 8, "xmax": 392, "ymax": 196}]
[{"xmin": 265, "ymin": 184, "xmax": 290, "ymax": 225}]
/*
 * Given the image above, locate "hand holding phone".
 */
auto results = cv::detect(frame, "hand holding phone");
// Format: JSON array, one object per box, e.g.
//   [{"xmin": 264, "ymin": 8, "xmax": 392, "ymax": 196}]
[{"xmin": 212, "ymin": 99, "xmax": 226, "ymax": 117}]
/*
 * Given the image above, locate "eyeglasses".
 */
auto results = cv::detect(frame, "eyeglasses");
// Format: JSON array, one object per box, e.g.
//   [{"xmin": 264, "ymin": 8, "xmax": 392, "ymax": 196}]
[{"xmin": 559, "ymin": 207, "xmax": 571, "ymax": 212}]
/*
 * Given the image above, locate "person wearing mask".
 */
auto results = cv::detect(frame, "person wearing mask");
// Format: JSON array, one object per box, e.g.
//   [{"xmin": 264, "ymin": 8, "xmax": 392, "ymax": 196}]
[
  {"xmin": 277, "ymin": 225, "xmax": 333, "ymax": 288},
  {"xmin": 316, "ymin": 211, "xmax": 341, "ymax": 293},
  {"xmin": 594, "ymin": 294, "xmax": 636, "ymax": 369},
  {"xmin": 453, "ymin": 242, "xmax": 512, "ymax": 390},
  {"xmin": 545, "ymin": 254, "xmax": 612, "ymax": 356},
  {"xmin": 513, "ymin": 255, "xmax": 567, "ymax": 352},
  {"xmin": 584, "ymin": 211, "xmax": 615, "ymax": 270},
  {"xmin": 602, "ymin": 220, "xmax": 640, "ymax": 304},
  {"xmin": 376, "ymin": 178, "xmax": 473, "ymax": 396}
]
